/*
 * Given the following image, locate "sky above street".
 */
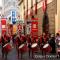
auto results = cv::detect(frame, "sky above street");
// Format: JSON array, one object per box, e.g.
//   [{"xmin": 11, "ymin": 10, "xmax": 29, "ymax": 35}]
[{"xmin": 0, "ymin": 0, "xmax": 2, "ymax": 7}]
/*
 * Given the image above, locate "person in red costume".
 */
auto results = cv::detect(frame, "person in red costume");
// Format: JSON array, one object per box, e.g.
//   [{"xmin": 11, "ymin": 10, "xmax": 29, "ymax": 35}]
[
  {"xmin": 1, "ymin": 33, "xmax": 11, "ymax": 60},
  {"xmin": 26, "ymin": 34, "xmax": 31, "ymax": 57},
  {"xmin": 15, "ymin": 33, "xmax": 27, "ymax": 59},
  {"xmin": 39, "ymin": 33, "xmax": 49, "ymax": 55}
]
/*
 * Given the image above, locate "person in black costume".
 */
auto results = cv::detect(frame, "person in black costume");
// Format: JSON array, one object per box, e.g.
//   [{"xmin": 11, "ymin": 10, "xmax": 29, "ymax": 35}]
[{"xmin": 48, "ymin": 34, "xmax": 56, "ymax": 54}]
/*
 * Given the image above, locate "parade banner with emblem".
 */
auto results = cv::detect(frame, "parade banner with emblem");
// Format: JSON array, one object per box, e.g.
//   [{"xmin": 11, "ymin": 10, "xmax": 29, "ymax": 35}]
[
  {"xmin": 1, "ymin": 18, "xmax": 6, "ymax": 34},
  {"xmin": 31, "ymin": 18, "xmax": 38, "ymax": 38}
]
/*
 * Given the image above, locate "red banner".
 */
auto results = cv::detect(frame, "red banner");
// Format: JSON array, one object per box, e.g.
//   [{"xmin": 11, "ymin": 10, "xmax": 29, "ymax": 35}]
[
  {"xmin": 1, "ymin": 18, "xmax": 6, "ymax": 34},
  {"xmin": 31, "ymin": 22, "xmax": 38, "ymax": 32},
  {"xmin": 31, "ymin": 18, "xmax": 38, "ymax": 38}
]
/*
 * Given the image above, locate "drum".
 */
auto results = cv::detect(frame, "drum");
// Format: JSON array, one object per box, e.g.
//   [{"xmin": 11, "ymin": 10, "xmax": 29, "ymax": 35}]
[
  {"xmin": 19, "ymin": 44, "xmax": 28, "ymax": 52},
  {"xmin": 19, "ymin": 44, "xmax": 25, "ymax": 49},
  {"xmin": 43, "ymin": 44, "xmax": 49, "ymax": 48},
  {"xmin": 43, "ymin": 43, "xmax": 52, "ymax": 53},
  {"xmin": 31, "ymin": 43, "xmax": 37, "ymax": 48},
  {"xmin": 31, "ymin": 43, "xmax": 38, "ymax": 52},
  {"xmin": 3, "ymin": 43, "xmax": 12, "ymax": 53}
]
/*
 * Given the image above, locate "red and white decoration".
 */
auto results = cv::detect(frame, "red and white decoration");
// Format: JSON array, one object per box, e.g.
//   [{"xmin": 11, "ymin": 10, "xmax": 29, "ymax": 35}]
[
  {"xmin": 31, "ymin": 18, "xmax": 38, "ymax": 38},
  {"xmin": 31, "ymin": 22, "xmax": 38, "ymax": 32},
  {"xmin": 1, "ymin": 18, "xmax": 6, "ymax": 34}
]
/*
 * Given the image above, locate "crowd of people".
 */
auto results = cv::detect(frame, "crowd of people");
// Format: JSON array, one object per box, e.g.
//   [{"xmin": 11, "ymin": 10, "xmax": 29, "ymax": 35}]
[{"xmin": 0, "ymin": 32, "xmax": 60, "ymax": 60}]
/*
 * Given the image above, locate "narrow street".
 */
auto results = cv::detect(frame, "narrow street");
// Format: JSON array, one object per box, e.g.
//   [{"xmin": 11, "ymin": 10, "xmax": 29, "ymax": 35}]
[
  {"xmin": 0, "ymin": 0, "xmax": 60, "ymax": 60},
  {"xmin": 0, "ymin": 46, "xmax": 60, "ymax": 60}
]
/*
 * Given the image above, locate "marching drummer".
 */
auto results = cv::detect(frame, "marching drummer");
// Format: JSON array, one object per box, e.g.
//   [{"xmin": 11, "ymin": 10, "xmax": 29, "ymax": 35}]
[
  {"xmin": 48, "ymin": 34, "xmax": 56, "ymax": 54},
  {"xmin": 40, "ymin": 33, "xmax": 49, "ymax": 55},
  {"xmin": 15, "ymin": 35, "xmax": 21, "ymax": 59},
  {"xmin": 55, "ymin": 33, "xmax": 60, "ymax": 58},
  {"xmin": 26, "ymin": 34, "xmax": 31, "ymax": 57},
  {"xmin": 1, "ymin": 33, "xmax": 10, "ymax": 60},
  {"xmin": 55, "ymin": 33, "xmax": 60, "ymax": 47},
  {"xmin": 15, "ymin": 33, "xmax": 27, "ymax": 59}
]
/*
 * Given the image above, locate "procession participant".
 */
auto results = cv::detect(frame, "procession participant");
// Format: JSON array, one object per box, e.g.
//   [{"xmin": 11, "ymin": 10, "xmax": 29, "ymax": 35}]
[
  {"xmin": 48, "ymin": 34, "xmax": 56, "ymax": 54},
  {"xmin": 10, "ymin": 35, "xmax": 14, "ymax": 48},
  {"xmin": 39, "ymin": 32, "xmax": 49, "ymax": 55},
  {"xmin": 20, "ymin": 34, "xmax": 26, "ymax": 44},
  {"xmin": 55, "ymin": 33, "xmax": 60, "ymax": 58},
  {"xmin": 15, "ymin": 35, "xmax": 21, "ymax": 59},
  {"xmin": 1, "ymin": 33, "xmax": 5, "ymax": 58},
  {"xmin": 16, "ymin": 33, "xmax": 28, "ymax": 59},
  {"xmin": 7, "ymin": 34, "xmax": 10, "ymax": 43},
  {"xmin": 26, "ymin": 34, "xmax": 31, "ymax": 57},
  {"xmin": 31, "ymin": 36, "xmax": 39, "ymax": 58},
  {"xmin": 12, "ymin": 34, "xmax": 17, "ymax": 45},
  {"xmin": 1, "ymin": 33, "xmax": 11, "ymax": 60},
  {"xmin": 55, "ymin": 33, "xmax": 60, "ymax": 47},
  {"xmin": 38, "ymin": 36, "xmax": 42, "ymax": 50}
]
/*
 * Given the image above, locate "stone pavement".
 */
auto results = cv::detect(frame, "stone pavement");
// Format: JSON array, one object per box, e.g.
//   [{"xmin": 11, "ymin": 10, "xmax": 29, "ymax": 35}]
[{"xmin": 0, "ymin": 46, "xmax": 60, "ymax": 60}]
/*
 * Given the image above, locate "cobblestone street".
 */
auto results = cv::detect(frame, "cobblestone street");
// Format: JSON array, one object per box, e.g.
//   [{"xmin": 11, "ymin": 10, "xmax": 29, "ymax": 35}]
[{"xmin": 0, "ymin": 47, "xmax": 60, "ymax": 60}]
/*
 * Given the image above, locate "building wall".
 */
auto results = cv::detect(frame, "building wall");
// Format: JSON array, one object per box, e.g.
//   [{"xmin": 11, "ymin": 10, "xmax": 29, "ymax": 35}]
[
  {"xmin": 28, "ymin": 0, "xmax": 57, "ymax": 36},
  {"xmin": 55, "ymin": 0, "xmax": 60, "ymax": 34},
  {"xmin": 36, "ymin": 0, "xmax": 57, "ymax": 36},
  {"xmin": 19, "ymin": 0, "xmax": 57, "ymax": 36},
  {"xmin": 19, "ymin": 3, "xmax": 24, "ymax": 20}
]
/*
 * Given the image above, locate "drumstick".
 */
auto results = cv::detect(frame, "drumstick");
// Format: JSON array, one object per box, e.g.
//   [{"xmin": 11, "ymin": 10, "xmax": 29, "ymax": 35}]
[{"xmin": 3, "ymin": 43, "xmax": 9, "ymax": 48}]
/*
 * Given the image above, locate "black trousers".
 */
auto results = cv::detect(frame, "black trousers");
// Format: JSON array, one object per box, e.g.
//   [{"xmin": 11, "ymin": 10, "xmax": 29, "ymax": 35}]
[{"xmin": 2, "ymin": 47, "xmax": 8, "ymax": 60}]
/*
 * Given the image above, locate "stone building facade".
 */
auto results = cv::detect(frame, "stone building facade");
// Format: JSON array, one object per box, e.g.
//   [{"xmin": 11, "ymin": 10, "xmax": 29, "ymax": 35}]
[
  {"xmin": 34, "ymin": 0, "xmax": 57, "ymax": 35},
  {"xmin": 18, "ymin": 0, "xmax": 57, "ymax": 36}
]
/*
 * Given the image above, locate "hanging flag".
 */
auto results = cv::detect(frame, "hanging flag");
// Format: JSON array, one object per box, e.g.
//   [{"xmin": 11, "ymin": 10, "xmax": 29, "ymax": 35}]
[
  {"xmin": 25, "ymin": 0, "xmax": 28, "ymax": 20},
  {"xmin": 42, "ymin": 0, "xmax": 47, "ymax": 12},
  {"xmin": 35, "ymin": 0, "xmax": 37, "ymax": 14},
  {"xmin": 30, "ymin": 0, "xmax": 33, "ymax": 17},
  {"xmin": 42, "ymin": 12, "xmax": 49, "ymax": 34},
  {"xmin": 31, "ymin": 18, "xmax": 38, "ymax": 38}
]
